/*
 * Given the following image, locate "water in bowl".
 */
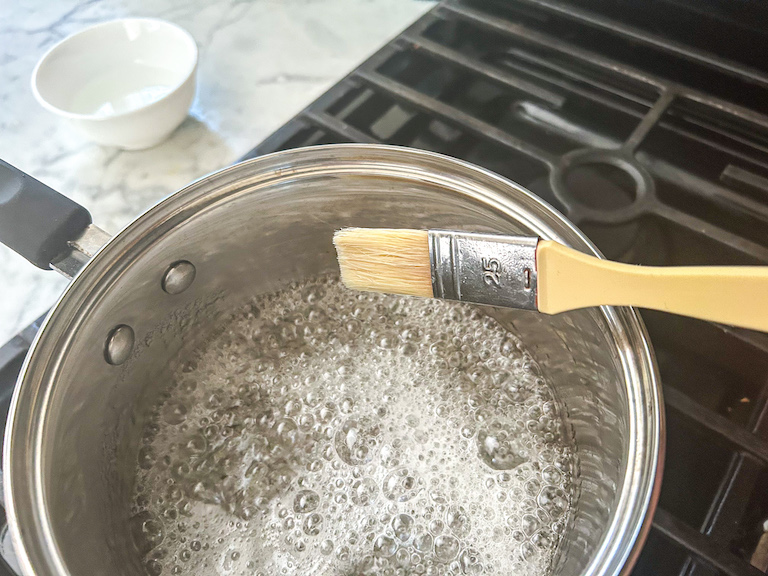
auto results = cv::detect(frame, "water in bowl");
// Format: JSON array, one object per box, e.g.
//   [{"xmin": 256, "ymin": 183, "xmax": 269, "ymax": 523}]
[
  {"xmin": 68, "ymin": 66, "xmax": 173, "ymax": 116},
  {"xmin": 131, "ymin": 276, "xmax": 574, "ymax": 576}
]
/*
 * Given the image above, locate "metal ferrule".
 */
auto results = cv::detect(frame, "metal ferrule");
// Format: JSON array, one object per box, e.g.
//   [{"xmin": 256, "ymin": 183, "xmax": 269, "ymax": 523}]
[{"xmin": 428, "ymin": 230, "xmax": 539, "ymax": 310}]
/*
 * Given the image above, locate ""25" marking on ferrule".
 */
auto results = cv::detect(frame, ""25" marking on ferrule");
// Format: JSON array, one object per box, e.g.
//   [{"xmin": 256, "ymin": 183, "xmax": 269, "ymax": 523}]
[{"xmin": 482, "ymin": 257, "xmax": 502, "ymax": 287}]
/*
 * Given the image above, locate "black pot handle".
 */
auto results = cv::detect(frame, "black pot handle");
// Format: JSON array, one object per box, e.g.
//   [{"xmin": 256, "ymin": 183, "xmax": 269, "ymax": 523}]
[{"xmin": 0, "ymin": 160, "xmax": 92, "ymax": 270}]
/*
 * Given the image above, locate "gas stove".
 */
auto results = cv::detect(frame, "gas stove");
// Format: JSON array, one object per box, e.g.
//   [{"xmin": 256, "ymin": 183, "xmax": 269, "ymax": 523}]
[{"xmin": 3, "ymin": 1, "xmax": 768, "ymax": 575}]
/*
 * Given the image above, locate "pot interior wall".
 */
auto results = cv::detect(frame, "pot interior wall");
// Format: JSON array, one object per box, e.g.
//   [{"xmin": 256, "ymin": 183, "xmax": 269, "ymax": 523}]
[{"xmin": 29, "ymin": 154, "xmax": 630, "ymax": 576}]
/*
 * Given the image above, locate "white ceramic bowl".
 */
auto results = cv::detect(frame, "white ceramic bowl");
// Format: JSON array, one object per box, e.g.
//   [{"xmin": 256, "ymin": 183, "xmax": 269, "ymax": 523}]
[{"xmin": 32, "ymin": 18, "xmax": 198, "ymax": 150}]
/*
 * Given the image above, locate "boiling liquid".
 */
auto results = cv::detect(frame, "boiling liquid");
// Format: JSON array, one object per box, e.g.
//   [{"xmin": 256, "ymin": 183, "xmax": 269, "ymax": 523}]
[{"xmin": 132, "ymin": 276, "xmax": 574, "ymax": 576}]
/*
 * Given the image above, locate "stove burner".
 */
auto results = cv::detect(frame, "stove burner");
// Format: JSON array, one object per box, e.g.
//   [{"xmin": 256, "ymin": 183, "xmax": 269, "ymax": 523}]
[
  {"xmin": 552, "ymin": 148, "xmax": 654, "ymax": 225},
  {"xmin": 560, "ymin": 159, "xmax": 638, "ymax": 210}
]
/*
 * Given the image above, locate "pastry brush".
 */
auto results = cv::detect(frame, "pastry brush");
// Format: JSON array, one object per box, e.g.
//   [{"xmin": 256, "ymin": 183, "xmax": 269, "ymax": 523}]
[{"xmin": 333, "ymin": 227, "xmax": 768, "ymax": 333}]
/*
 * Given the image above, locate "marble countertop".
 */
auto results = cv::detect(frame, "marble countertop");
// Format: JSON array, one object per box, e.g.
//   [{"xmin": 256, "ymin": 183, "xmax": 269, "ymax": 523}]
[{"xmin": 0, "ymin": 0, "xmax": 434, "ymax": 345}]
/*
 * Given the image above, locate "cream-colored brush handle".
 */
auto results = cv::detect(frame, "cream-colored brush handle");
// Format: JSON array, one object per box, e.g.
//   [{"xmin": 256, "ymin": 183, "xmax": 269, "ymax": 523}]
[{"xmin": 536, "ymin": 240, "xmax": 768, "ymax": 332}]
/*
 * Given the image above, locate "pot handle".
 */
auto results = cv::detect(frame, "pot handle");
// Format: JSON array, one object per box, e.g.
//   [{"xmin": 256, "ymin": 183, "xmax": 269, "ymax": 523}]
[{"xmin": 0, "ymin": 159, "xmax": 93, "ymax": 270}]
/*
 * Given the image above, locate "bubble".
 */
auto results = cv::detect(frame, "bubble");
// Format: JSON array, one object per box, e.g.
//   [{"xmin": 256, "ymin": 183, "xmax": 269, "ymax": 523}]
[
  {"xmin": 302, "ymin": 284, "xmax": 325, "ymax": 303},
  {"xmin": 130, "ymin": 512, "xmax": 165, "ymax": 554},
  {"xmin": 537, "ymin": 486, "xmax": 568, "ymax": 519},
  {"xmin": 138, "ymin": 446, "xmax": 156, "ymax": 470},
  {"xmin": 186, "ymin": 435, "xmax": 207, "ymax": 453},
  {"xmin": 162, "ymin": 401, "xmax": 187, "ymax": 425},
  {"xmin": 334, "ymin": 419, "xmax": 380, "ymax": 465},
  {"xmin": 320, "ymin": 539, "xmax": 334, "ymax": 555},
  {"xmin": 298, "ymin": 413, "xmax": 315, "ymax": 431},
  {"xmin": 413, "ymin": 533, "xmax": 433, "ymax": 553},
  {"xmin": 521, "ymin": 514, "xmax": 538, "ymax": 536},
  {"xmin": 318, "ymin": 403, "xmax": 336, "ymax": 423},
  {"xmin": 373, "ymin": 535, "xmax": 397, "ymax": 558},
  {"xmin": 275, "ymin": 418, "xmax": 300, "ymax": 446},
  {"xmin": 380, "ymin": 445, "xmax": 401, "ymax": 468},
  {"xmin": 203, "ymin": 425, "xmax": 219, "ymax": 440},
  {"xmin": 340, "ymin": 398, "xmax": 355, "ymax": 414},
  {"xmin": 427, "ymin": 490, "xmax": 445, "ymax": 504},
  {"xmin": 520, "ymin": 541, "xmax": 537, "ymax": 561},
  {"xmin": 303, "ymin": 513, "xmax": 323, "ymax": 536},
  {"xmin": 429, "ymin": 519, "xmax": 444, "ymax": 535},
  {"xmin": 434, "ymin": 534, "xmax": 460, "ymax": 562},
  {"xmin": 459, "ymin": 548, "xmax": 483, "ymax": 574},
  {"xmin": 350, "ymin": 478, "xmax": 378, "ymax": 506},
  {"xmin": 476, "ymin": 426, "xmax": 525, "ymax": 470},
  {"xmin": 383, "ymin": 468, "xmax": 422, "ymax": 502},
  {"xmin": 541, "ymin": 466, "xmax": 562, "ymax": 484},
  {"xmin": 293, "ymin": 490, "xmax": 320, "ymax": 514},
  {"xmin": 145, "ymin": 559, "xmax": 163, "ymax": 576},
  {"xmin": 525, "ymin": 479, "xmax": 541, "ymax": 497},
  {"xmin": 532, "ymin": 529, "xmax": 553, "ymax": 550},
  {"xmin": 445, "ymin": 506, "xmax": 471, "ymax": 538},
  {"xmin": 392, "ymin": 514, "xmax": 414, "ymax": 541}
]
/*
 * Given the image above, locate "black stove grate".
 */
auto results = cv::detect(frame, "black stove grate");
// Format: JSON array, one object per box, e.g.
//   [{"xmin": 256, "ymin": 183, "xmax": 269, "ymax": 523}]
[{"xmin": 241, "ymin": 2, "xmax": 768, "ymax": 576}]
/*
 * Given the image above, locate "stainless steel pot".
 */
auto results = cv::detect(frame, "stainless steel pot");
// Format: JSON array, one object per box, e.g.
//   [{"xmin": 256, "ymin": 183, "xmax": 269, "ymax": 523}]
[{"xmin": 0, "ymin": 145, "xmax": 662, "ymax": 576}]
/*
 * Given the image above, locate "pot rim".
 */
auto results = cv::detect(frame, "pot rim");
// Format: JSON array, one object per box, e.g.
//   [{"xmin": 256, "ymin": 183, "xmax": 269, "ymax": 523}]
[{"xmin": 3, "ymin": 143, "xmax": 663, "ymax": 576}]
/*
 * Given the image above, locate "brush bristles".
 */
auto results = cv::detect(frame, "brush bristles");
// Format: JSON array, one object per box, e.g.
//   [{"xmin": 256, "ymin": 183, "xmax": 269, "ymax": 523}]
[{"xmin": 333, "ymin": 228, "xmax": 433, "ymax": 298}]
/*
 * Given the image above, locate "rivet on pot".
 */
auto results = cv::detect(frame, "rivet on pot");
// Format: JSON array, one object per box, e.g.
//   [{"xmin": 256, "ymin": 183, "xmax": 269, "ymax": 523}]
[
  {"xmin": 162, "ymin": 260, "xmax": 196, "ymax": 295},
  {"xmin": 105, "ymin": 325, "xmax": 134, "ymax": 365}
]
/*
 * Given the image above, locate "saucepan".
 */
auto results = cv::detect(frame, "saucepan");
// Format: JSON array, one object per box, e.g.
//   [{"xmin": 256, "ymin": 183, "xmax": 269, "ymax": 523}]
[{"xmin": 0, "ymin": 145, "xmax": 662, "ymax": 576}]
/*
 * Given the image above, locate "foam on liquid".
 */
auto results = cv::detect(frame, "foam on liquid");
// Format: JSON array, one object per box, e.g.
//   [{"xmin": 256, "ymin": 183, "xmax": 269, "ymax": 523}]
[{"xmin": 132, "ymin": 276, "xmax": 574, "ymax": 576}]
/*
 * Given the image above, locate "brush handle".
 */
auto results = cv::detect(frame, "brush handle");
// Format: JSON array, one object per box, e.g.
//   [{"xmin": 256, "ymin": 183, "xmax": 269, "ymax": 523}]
[{"xmin": 536, "ymin": 241, "xmax": 768, "ymax": 332}]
